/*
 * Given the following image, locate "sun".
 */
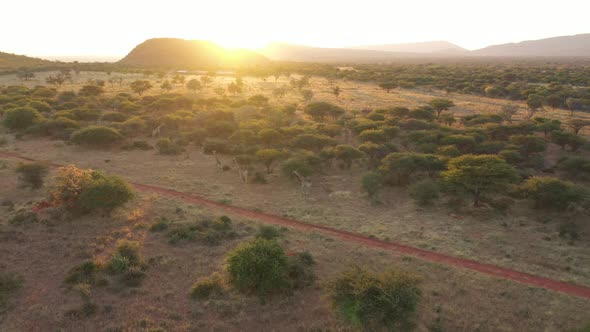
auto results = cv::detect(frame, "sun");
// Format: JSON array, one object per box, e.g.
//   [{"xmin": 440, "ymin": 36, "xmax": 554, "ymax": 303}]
[{"xmin": 213, "ymin": 36, "xmax": 268, "ymax": 50}]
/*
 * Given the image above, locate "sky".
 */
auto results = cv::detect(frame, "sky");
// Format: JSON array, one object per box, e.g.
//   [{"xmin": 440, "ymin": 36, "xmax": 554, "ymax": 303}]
[{"xmin": 2, "ymin": 0, "xmax": 589, "ymax": 60}]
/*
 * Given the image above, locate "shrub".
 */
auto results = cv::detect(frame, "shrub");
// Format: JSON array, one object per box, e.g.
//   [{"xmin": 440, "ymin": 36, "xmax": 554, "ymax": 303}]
[
  {"xmin": 437, "ymin": 145, "xmax": 461, "ymax": 158},
  {"xmin": 226, "ymin": 239, "xmax": 289, "ymax": 297},
  {"xmin": 520, "ymin": 177, "xmax": 588, "ymax": 210},
  {"xmin": 202, "ymin": 138, "xmax": 233, "ymax": 154},
  {"xmin": 36, "ymin": 117, "xmax": 80, "ymax": 139},
  {"xmin": 409, "ymin": 179, "xmax": 439, "ymax": 206},
  {"xmin": 498, "ymin": 149, "xmax": 523, "ymax": 164},
  {"xmin": 358, "ymin": 129, "xmax": 387, "ymax": 143},
  {"xmin": 70, "ymin": 126, "xmax": 123, "ymax": 147},
  {"xmin": 557, "ymin": 156, "xmax": 590, "ymax": 180},
  {"xmin": 190, "ymin": 274, "xmax": 223, "ymax": 300},
  {"xmin": 122, "ymin": 140, "xmax": 153, "ymax": 151},
  {"xmin": 101, "ymin": 111, "xmax": 128, "ymax": 122},
  {"xmin": 0, "ymin": 273, "xmax": 23, "ymax": 310},
  {"xmin": 256, "ymin": 225, "xmax": 281, "ymax": 240},
  {"xmin": 487, "ymin": 197, "xmax": 515, "ymax": 215},
  {"xmin": 156, "ymin": 138, "xmax": 184, "ymax": 155},
  {"xmin": 78, "ymin": 173, "xmax": 134, "ymax": 213},
  {"xmin": 287, "ymin": 252, "xmax": 315, "ymax": 289},
  {"xmin": 149, "ymin": 217, "xmax": 170, "ymax": 232},
  {"xmin": 325, "ymin": 266, "xmax": 421, "ymax": 330},
  {"xmin": 168, "ymin": 216, "xmax": 235, "ymax": 245},
  {"xmin": 15, "ymin": 162, "xmax": 49, "ymax": 189},
  {"xmin": 3, "ymin": 106, "xmax": 43, "ymax": 130},
  {"xmin": 108, "ymin": 240, "xmax": 142, "ymax": 273},
  {"xmin": 362, "ymin": 172, "xmax": 383, "ymax": 200},
  {"xmin": 50, "ymin": 166, "xmax": 134, "ymax": 213},
  {"xmin": 65, "ymin": 261, "xmax": 100, "ymax": 285}
]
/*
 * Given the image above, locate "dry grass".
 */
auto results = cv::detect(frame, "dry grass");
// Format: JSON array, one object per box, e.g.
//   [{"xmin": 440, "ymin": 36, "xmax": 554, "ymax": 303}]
[{"xmin": 1, "ymin": 164, "xmax": 589, "ymax": 331}]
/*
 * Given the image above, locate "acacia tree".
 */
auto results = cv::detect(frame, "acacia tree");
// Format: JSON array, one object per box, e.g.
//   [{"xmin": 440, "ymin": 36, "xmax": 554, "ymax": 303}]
[
  {"xmin": 332, "ymin": 86, "xmax": 341, "ymax": 98},
  {"xmin": 526, "ymin": 94, "xmax": 544, "ymax": 119},
  {"xmin": 428, "ymin": 98, "xmax": 455, "ymax": 119},
  {"xmin": 441, "ymin": 154, "xmax": 518, "ymax": 206},
  {"xmin": 378, "ymin": 82, "xmax": 397, "ymax": 93},
  {"xmin": 256, "ymin": 149, "xmax": 286, "ymax": 173},
  {"xmin": 334, "ymin": 145, "xmax": 365, "ymax": 169},
  {"xmin": 130, "ymin": 80, "xmax": 152, "ymax": 96},
  {"xmin": 186, "ymin": 79, "xmax": 202, "ymax": 93},
  {"xmin": 567, "ymin": 119, "xmax": 590, "ymax": 135}
]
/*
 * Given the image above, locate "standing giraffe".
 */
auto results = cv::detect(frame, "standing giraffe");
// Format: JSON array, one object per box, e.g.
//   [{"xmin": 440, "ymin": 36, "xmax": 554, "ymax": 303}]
[
  {"xmin": 233, "ymin": 157, "xmax": 248, "ymax": 184},
  {"xmin": 151, "ymin": 124, "xmax": 164, "ymax": 138},
  {"xmin": 293, "ymin": 170, "xmax": 312, "ymax": 195},
  {"xmin": 213, "ymin": 150, "xmax": 222, "ymax": 170}
]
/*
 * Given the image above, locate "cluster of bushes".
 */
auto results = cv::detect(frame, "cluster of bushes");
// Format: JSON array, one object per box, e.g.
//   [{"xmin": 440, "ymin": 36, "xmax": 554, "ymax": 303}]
[
  {"xmin": 50, "ymin": 165, "xmax": 134, "ymax": 214},
  {"xmin": 65, "ymin": 239, "xmax": 147, "ymax": 292},
  {"xmin": 167, "ymin": 216, "xmax": 237, "ymax": 245}
]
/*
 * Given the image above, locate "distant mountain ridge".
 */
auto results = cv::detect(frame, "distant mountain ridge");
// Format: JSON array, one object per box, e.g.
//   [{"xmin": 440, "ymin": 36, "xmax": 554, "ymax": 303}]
[
  {"xmin": 472, "ymin": 33, "xmax": 590, "ymax": 57},
  {"xmin": 349, "ymin": 41, "xmax": 467, "ymax": 54},
  {"xmin": 2, "ymin": 33, "xmax": 590, "ymax": 70}
]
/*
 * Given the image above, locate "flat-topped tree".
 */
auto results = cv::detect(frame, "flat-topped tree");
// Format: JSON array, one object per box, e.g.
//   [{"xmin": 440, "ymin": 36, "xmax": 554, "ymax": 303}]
[
  {"xmin": 442, "ymin": 154, "xmax": 519, "ymax": 207},
  {"xmin": 428, "ymin": 98, "xmax": 455, "ymax": 119},
  {"xmin": 129, "ymin": 80, "xmax": 152, "ymax": 96}
]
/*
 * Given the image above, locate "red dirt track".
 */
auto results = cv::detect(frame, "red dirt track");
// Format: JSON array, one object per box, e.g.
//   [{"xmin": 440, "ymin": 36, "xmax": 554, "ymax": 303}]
[{"xmin": 2, "ymin": 150, "xmax": 590, "ymax": 300}]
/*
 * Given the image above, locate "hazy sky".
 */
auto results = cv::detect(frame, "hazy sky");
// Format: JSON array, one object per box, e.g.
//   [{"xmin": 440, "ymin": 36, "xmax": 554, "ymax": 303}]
[{"xmin": 2, "ymin": 0, "xmax": 589, "ymax": 59}]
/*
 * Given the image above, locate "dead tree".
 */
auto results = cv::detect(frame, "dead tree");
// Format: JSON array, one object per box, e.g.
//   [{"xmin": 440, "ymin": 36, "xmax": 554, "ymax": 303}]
[
  {"xmin": 293, "ymin": 170, "xmax": 312, "ymax": 195},
  {"xmin": 233, "ymin": 157, "xmax": 248, "ymax": 184}
]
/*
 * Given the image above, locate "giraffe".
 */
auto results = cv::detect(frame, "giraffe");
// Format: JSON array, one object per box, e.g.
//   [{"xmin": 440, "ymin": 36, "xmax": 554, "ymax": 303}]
[
  {"xmin": 213, "ymin": 150, "xmax": 222, "ymax": 170},
  {"xmin": 151, "ymin": 124, "xmax": 164, "ymax": 138},
  {"xmin": 293, "ymin": 170, "xmax": 312, "ymax": 195},
  {"xmin": 233, "ymin": 157, "xmax": 248, "ymax": 184}
]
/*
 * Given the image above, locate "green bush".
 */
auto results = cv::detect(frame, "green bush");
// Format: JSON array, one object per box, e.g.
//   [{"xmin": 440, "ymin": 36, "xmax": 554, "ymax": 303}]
[
  {"xmin": 190, "ymin": 274, "xmax": 223, "ymax": 300},
  {"xmin": 168, "ymin": 216, "xmax": 235, "ymax": 245},
  {"xmin": 226, "ymin": 239, "xmax": 289, "ymax": 297},
  {"xmin": 15, "ymin": 162, "xmax": 49, "ymax": 189},
  {"xmin": 520, "ymin": 176, "xmax": 588, "ymax": 210},
  {"xmin": 36, "ymin": 117, "xmax": 80, "ymax": 139},
  {"xmin": 362, "ymin": 172, "xmax": 383, "ymax": 200},
  {"xmin": 101, "ymin": 111, "xmax": 128, "ymax": 122},
  {"xmin": 156, "ymin": 138, "xmax": 185, "ymax": 155},
  {"xmin": 122, "ymin": 140, "xmax": 153, "ymax": 151},
  {"xmin": 3, "ymin": 106, "xmax": 43, "ymax": 130},
  {"xmin": 108, "ymin": 240, "xmax": 143, "ymax": 275},
  {"xmin": 65, "ymin": 261, "xmax": 100, "ymax": 285},
  {"xmin": 409, "ymin": 179, "xmax": 439, "ymax": 206},
  {"xmin": 70, "ymin": 126, "xmax": 123, "ymax": 147},
  {"xmin": 287, "ymin": 252, "xmax": 315, "ymax": 289},
  {"xmin": 78, "ymin": 173, "xmax": 135, "ymax": 213},
  {"xmin": 0, "ymin": 272, "xmax": 23, "ymax": 311},
  {"xmin": 256, "ymin": 225, "xmax": 281, "ymax": 240},
  {"xmin": 326, "ymin": 266, "xmax": 421, "ymax": 330},
  {"xmin": 202, "ymin": 138, "xmax": 233, "ymax": 154}
]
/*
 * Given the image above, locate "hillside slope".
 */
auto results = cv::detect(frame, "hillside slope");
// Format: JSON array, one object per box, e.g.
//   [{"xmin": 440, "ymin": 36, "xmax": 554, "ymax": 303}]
[
  {"xmin": 0, "ymin": 52, "xmax": 57, "ymax": 72},
  {"xmin": 118, "ymin": 38, "xmax": 269, "ymax": 69}
]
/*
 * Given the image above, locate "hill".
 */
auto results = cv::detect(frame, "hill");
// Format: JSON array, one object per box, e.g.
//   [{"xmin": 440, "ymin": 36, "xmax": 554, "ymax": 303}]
[
  {"xmin": 0, "ymin": 52, "xmax": 58, "ymax": 72},
  {"xmin": 350, "ymin": 41, "xmax": 467, "ymax": 54},
  {"xmin": 260, "ymin": 42, "xmax": 441, "ymax": 63},
  {"xmin": 118, "ymin": 38, "xmax": 270, "ymax": 69},
  {"xmin": 473, "ymin": 34, "xmax": 590, "ymax": 57}
]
